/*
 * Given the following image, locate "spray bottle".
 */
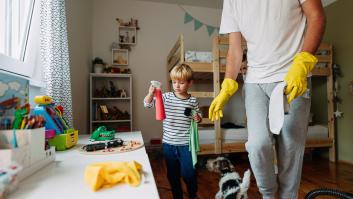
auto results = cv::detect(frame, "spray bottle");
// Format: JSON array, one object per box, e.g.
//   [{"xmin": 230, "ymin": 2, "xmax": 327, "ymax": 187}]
[{"xmin": 151, "ymin": 81, "xmax": 166, "ymax": 120}]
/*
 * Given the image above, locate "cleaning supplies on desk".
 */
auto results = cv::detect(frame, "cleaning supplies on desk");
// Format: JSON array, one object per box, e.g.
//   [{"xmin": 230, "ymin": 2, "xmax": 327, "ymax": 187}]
[{"xmin": 84, "ymin": 161, "xmax": 142, "ymax": 191}]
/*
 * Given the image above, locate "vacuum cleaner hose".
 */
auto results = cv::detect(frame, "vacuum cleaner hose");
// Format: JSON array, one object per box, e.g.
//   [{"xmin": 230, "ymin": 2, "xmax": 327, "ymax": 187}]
[{"xmin": 305, "ymin": 188, "xmax": 353, "ymax": 199}]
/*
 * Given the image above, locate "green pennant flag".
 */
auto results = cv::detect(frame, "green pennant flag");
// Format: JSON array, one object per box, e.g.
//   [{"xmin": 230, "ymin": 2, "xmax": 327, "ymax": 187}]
[
  {"xmin": 194, "ymin": 19, "xmax": 203, "ymax": 31},
  {"xmin": 184, "ymin": 12, "xmax": 193, "ymax": 24},
  {"xmin": 206, "ymin": 25, "xmax": 215, "ymax": 36}
]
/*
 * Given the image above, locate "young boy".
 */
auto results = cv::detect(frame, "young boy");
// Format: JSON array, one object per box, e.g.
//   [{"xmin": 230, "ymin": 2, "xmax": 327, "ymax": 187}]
[{"xmin": 144, "ymin": 64, "xmax": 202, "ymax": 199}]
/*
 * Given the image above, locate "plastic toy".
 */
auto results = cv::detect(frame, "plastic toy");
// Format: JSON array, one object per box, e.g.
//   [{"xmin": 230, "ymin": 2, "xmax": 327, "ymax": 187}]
[
  {"xmin": 47, "ymin": 129, "xmax": 78, "ymax": 151},
  {"xmin": 34, "ymin": 95, "xmax": 52, "ymax": 105},
  {"xmin": 34, "ymin": 95, "xmax": 78, "ymax": 151},
  {"xmin": 34, "ymin": 96, "xmax": 69, "ymax": 134},
  {"xmin": 83, "ymin": 143, "xmax": 106, "ymax": 152},
  {"xmin": 120, "ymin": 89, "xmax": 127, "ymax": 98},
  {"xmin": 12, "ymin": 105, "xmax": 29, "ymax": 129},
  {"xmin": 82, "ymin": 138, "xmax": 124, "ymax": 152},
  {"xmin": 90, "ymin": 126, "xmax": 115, "ymax": 141},
  {"xmin": 45, "ymin": 129, "xmax": 56, "ymax": 150},
  {"xmin": 107, "ymin": 139, "xmax": 124, "ymax": 148}
]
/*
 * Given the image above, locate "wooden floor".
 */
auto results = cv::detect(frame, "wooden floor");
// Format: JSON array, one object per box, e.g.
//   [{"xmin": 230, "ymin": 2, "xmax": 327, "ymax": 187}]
[{"xmin": 148, "ymin": 151, "xmax": 353, "ymax": 199}]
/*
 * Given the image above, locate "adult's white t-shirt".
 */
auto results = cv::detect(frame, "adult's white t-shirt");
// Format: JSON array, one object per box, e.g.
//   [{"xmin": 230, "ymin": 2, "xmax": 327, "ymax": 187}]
[{"xmin": 220, "ymin": 0, "xmax": 307, "ymax": 83}]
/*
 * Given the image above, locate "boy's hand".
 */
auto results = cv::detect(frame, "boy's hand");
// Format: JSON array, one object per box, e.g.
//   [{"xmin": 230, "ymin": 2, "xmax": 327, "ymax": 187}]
[
  {"xmin": 192, "ymin": 113, "xmax": 202, "ymax": 123},
  {"xmin": 148, "ymin": 85, "xmax": 156, "ymax": 96}
]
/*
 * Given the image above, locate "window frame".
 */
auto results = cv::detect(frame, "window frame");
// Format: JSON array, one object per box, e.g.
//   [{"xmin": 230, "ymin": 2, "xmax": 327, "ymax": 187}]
[{"xmin": 0, "ymin": 0, "xmax": 37, "ymax": 78}]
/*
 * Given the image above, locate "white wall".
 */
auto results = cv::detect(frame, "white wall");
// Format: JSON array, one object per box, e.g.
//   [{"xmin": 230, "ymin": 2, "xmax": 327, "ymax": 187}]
[
  {"xmin": 66, "ymin": 0, "xmax": 93, "ymax": 134},
  {"xmin": 64, "ymin": 0, "xmax": 244, "ymax": 143},
  {"xmin": 91, "ymin": 0, "xmax": 224, "ymax": 143}
]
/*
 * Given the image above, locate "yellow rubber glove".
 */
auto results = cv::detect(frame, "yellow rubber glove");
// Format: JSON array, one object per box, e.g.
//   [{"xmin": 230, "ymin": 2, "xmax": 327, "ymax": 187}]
[
  {"xmin": 284, "ymin": 52, "xmax": 318, "ymax": 104},
  {"xmin": 209, "ymin": 78, "xmax": 238, "ymax": 121},
  {"xmin": 84, "ymin": 161, "xmax": 142, "ymax": 191}
]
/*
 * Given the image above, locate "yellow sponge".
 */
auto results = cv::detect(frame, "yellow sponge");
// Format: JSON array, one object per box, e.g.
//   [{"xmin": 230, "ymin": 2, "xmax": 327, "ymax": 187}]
[{"xmin": 84, "ymin": 161, "xmax": 142, "ymax": 192}]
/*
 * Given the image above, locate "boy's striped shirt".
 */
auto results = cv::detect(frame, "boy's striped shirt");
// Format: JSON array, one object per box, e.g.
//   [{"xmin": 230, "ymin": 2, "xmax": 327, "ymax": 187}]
[{"xmin": 144, "ymin": 92, "xmax": 201, "ymax": 145}]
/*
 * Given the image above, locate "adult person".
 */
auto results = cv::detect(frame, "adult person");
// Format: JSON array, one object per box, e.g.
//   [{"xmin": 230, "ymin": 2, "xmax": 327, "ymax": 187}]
[{"xmin": 209, "ymin": 0, "xmax": 325, "ymax": 198}]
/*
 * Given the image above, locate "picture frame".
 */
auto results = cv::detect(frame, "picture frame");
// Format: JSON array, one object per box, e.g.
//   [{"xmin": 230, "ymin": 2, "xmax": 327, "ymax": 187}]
[
  {"xmin": 112, "ymin": 49, "xmax": 128, "ymax": 66},
  {"xmin": 118, "ymin": 26, "xmax": 137, "ymax": 45}
]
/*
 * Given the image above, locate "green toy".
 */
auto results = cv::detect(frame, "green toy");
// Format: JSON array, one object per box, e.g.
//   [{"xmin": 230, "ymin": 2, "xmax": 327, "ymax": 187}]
[
  {"xmin": 12, "ymin": 108, "xmax": 28, "ymax": 129},
  {"xmin": 90, "ymin": 126, "xmax": 115, "ymax": 141},
  {"xmin": 48, "ymin": 129, "xmax": 78, "ymax": 151}
]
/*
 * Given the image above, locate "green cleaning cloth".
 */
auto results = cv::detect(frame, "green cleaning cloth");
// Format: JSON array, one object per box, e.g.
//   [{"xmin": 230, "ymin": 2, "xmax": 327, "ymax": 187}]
[{"xmin": 189, "ymin": 110, "xmax": 200, "ymax": 168}]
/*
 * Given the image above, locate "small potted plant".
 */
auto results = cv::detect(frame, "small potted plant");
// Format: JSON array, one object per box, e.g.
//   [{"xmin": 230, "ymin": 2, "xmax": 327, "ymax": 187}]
[{"xmin": 92, "ymin": 57, "xmax": 106, "ymax": 73}]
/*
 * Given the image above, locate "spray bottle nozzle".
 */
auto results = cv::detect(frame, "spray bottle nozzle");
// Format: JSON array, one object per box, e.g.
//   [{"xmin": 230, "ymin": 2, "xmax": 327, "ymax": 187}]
[{"xmin": 150, "ymin": 80, "xmax": 161, "ymax": 89}]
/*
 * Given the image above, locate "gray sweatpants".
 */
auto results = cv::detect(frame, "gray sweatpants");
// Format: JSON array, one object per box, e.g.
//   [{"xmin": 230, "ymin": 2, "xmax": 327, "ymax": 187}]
[{"xmin": 244, "ymin": 80, "xmax": 311, "ymax": 199}]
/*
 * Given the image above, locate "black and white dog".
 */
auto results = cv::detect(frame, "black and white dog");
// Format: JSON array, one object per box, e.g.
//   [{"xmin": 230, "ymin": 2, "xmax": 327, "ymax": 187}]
[{"xmin": 206, "ymin": 157, "xmax": 251, "ymax": 199}]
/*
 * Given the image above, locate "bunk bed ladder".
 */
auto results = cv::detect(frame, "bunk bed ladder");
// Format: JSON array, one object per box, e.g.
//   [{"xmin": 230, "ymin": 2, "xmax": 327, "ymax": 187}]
[
  {"xmin": 326, "ymin": 44, "xmax": 336, "ymax": 162},
  {"xmin": 213, "ymin": 36, "xmax": 222, "ymax": 154}
]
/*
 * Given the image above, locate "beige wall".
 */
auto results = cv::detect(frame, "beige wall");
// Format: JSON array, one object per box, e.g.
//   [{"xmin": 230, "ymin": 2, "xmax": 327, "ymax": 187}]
[
  {"xmin": 323, "ymin": 0, "xmax": 353, "ymax": 163},
  {"xmin": 311, "ymin": 0, "xmax": 353, "ymax": 163},
  {"xmin": 66, "ymin": 0, "xmax": 93, "ymax": 134},
  {"xmin": 66, "ymin": 0, "xmax": 353, "ymax": 161},
  {"xmin": 91, "ymin": 0, "xmax": 222, "ymax": 143}
]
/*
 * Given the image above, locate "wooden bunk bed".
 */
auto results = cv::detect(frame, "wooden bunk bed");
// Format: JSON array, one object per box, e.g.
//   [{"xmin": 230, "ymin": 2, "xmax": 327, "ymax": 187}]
[{"xmin": 166, "ymin": 34, "xmax": 336, "ymax": 162}]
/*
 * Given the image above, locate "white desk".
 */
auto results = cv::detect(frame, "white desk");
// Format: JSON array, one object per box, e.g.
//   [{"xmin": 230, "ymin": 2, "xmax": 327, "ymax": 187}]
[{"xmin": 9, "ymin": 131, "xmax": 160, "ymax": 199}]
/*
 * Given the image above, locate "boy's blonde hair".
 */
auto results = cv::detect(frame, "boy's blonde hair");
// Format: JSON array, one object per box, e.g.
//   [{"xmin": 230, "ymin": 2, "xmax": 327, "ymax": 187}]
[{"xmin": 170, "ymin": 64, "xmax": 193, "ymax": 81}]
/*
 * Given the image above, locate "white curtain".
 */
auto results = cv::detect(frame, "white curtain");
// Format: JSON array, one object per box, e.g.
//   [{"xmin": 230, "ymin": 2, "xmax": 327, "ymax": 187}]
[{"xmin": 40, "ymin": 0, "xmax": 73, "ymax": 127}]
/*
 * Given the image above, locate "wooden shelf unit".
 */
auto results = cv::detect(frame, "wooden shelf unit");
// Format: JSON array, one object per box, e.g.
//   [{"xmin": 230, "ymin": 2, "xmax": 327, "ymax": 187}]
[{"xmin": 89, "ymin": 73, "xmax": 132, "ymax": 133}]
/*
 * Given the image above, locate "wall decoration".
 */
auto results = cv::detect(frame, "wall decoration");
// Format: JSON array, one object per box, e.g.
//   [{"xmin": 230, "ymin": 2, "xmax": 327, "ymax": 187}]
[
  {"xmin": 118, "ymin": 27, "xmax": 137, "ymax": 45},
  {"xmin": 112, "ymin": 49, "xmax": 128, "ymax": 66},
  {"xmin": 180, "ymin": 5, "xmax": 219, "ymax": 36},
  {"xmin": 116, "ymin": 18, "xmax": 139, "ymax": 29},
  {"xmin": 116, "ymin": 18, "xmax": 139, "ymax": 47}
]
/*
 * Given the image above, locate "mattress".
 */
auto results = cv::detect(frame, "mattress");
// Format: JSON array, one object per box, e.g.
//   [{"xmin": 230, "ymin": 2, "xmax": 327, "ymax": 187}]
[
  {"xmin": 185, "ymin": 51, "xmax": 212, "ymax": 63},
  {"xmin": 199, "ymin": 125, "xmax": 328, "ymax": 144}
]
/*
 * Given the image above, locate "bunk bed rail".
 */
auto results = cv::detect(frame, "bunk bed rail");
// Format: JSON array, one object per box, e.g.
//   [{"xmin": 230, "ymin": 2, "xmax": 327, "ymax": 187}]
[{"xmin": 167, "ymin": 34, "xmax": 184, "ymax": 72}]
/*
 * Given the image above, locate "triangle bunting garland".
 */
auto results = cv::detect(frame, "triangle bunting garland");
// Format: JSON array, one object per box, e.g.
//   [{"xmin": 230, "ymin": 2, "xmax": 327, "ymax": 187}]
[
  {"xmin": 206, "ymin": 25, "xmax": 216, "ymax": 36},
  {"xmin": 184, "ymin": 12, "xmax": 193, "ymax": 24},
  {"xmin": 194, "ymin": 19, "xmax": 203, "ymax": 31},
  {"xmin": 182, "ymin": 10, "xmax": 219, "ymax": 37}
]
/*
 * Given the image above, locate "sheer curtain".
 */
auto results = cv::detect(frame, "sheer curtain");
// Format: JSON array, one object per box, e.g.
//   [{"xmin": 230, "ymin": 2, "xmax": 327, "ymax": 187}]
[{"xmin": 40, "ymin": 0, "xmax": 73, "ymax": 127}]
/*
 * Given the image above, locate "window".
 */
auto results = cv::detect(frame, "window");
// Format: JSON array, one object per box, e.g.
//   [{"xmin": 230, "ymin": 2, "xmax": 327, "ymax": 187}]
[
  {"xmin": 0, "ymin": 0, "xmax": 34, "ymax": 60},
  {"xmin": 0, "ymin": 0, "xmax": 36, "ymax": 77}
]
